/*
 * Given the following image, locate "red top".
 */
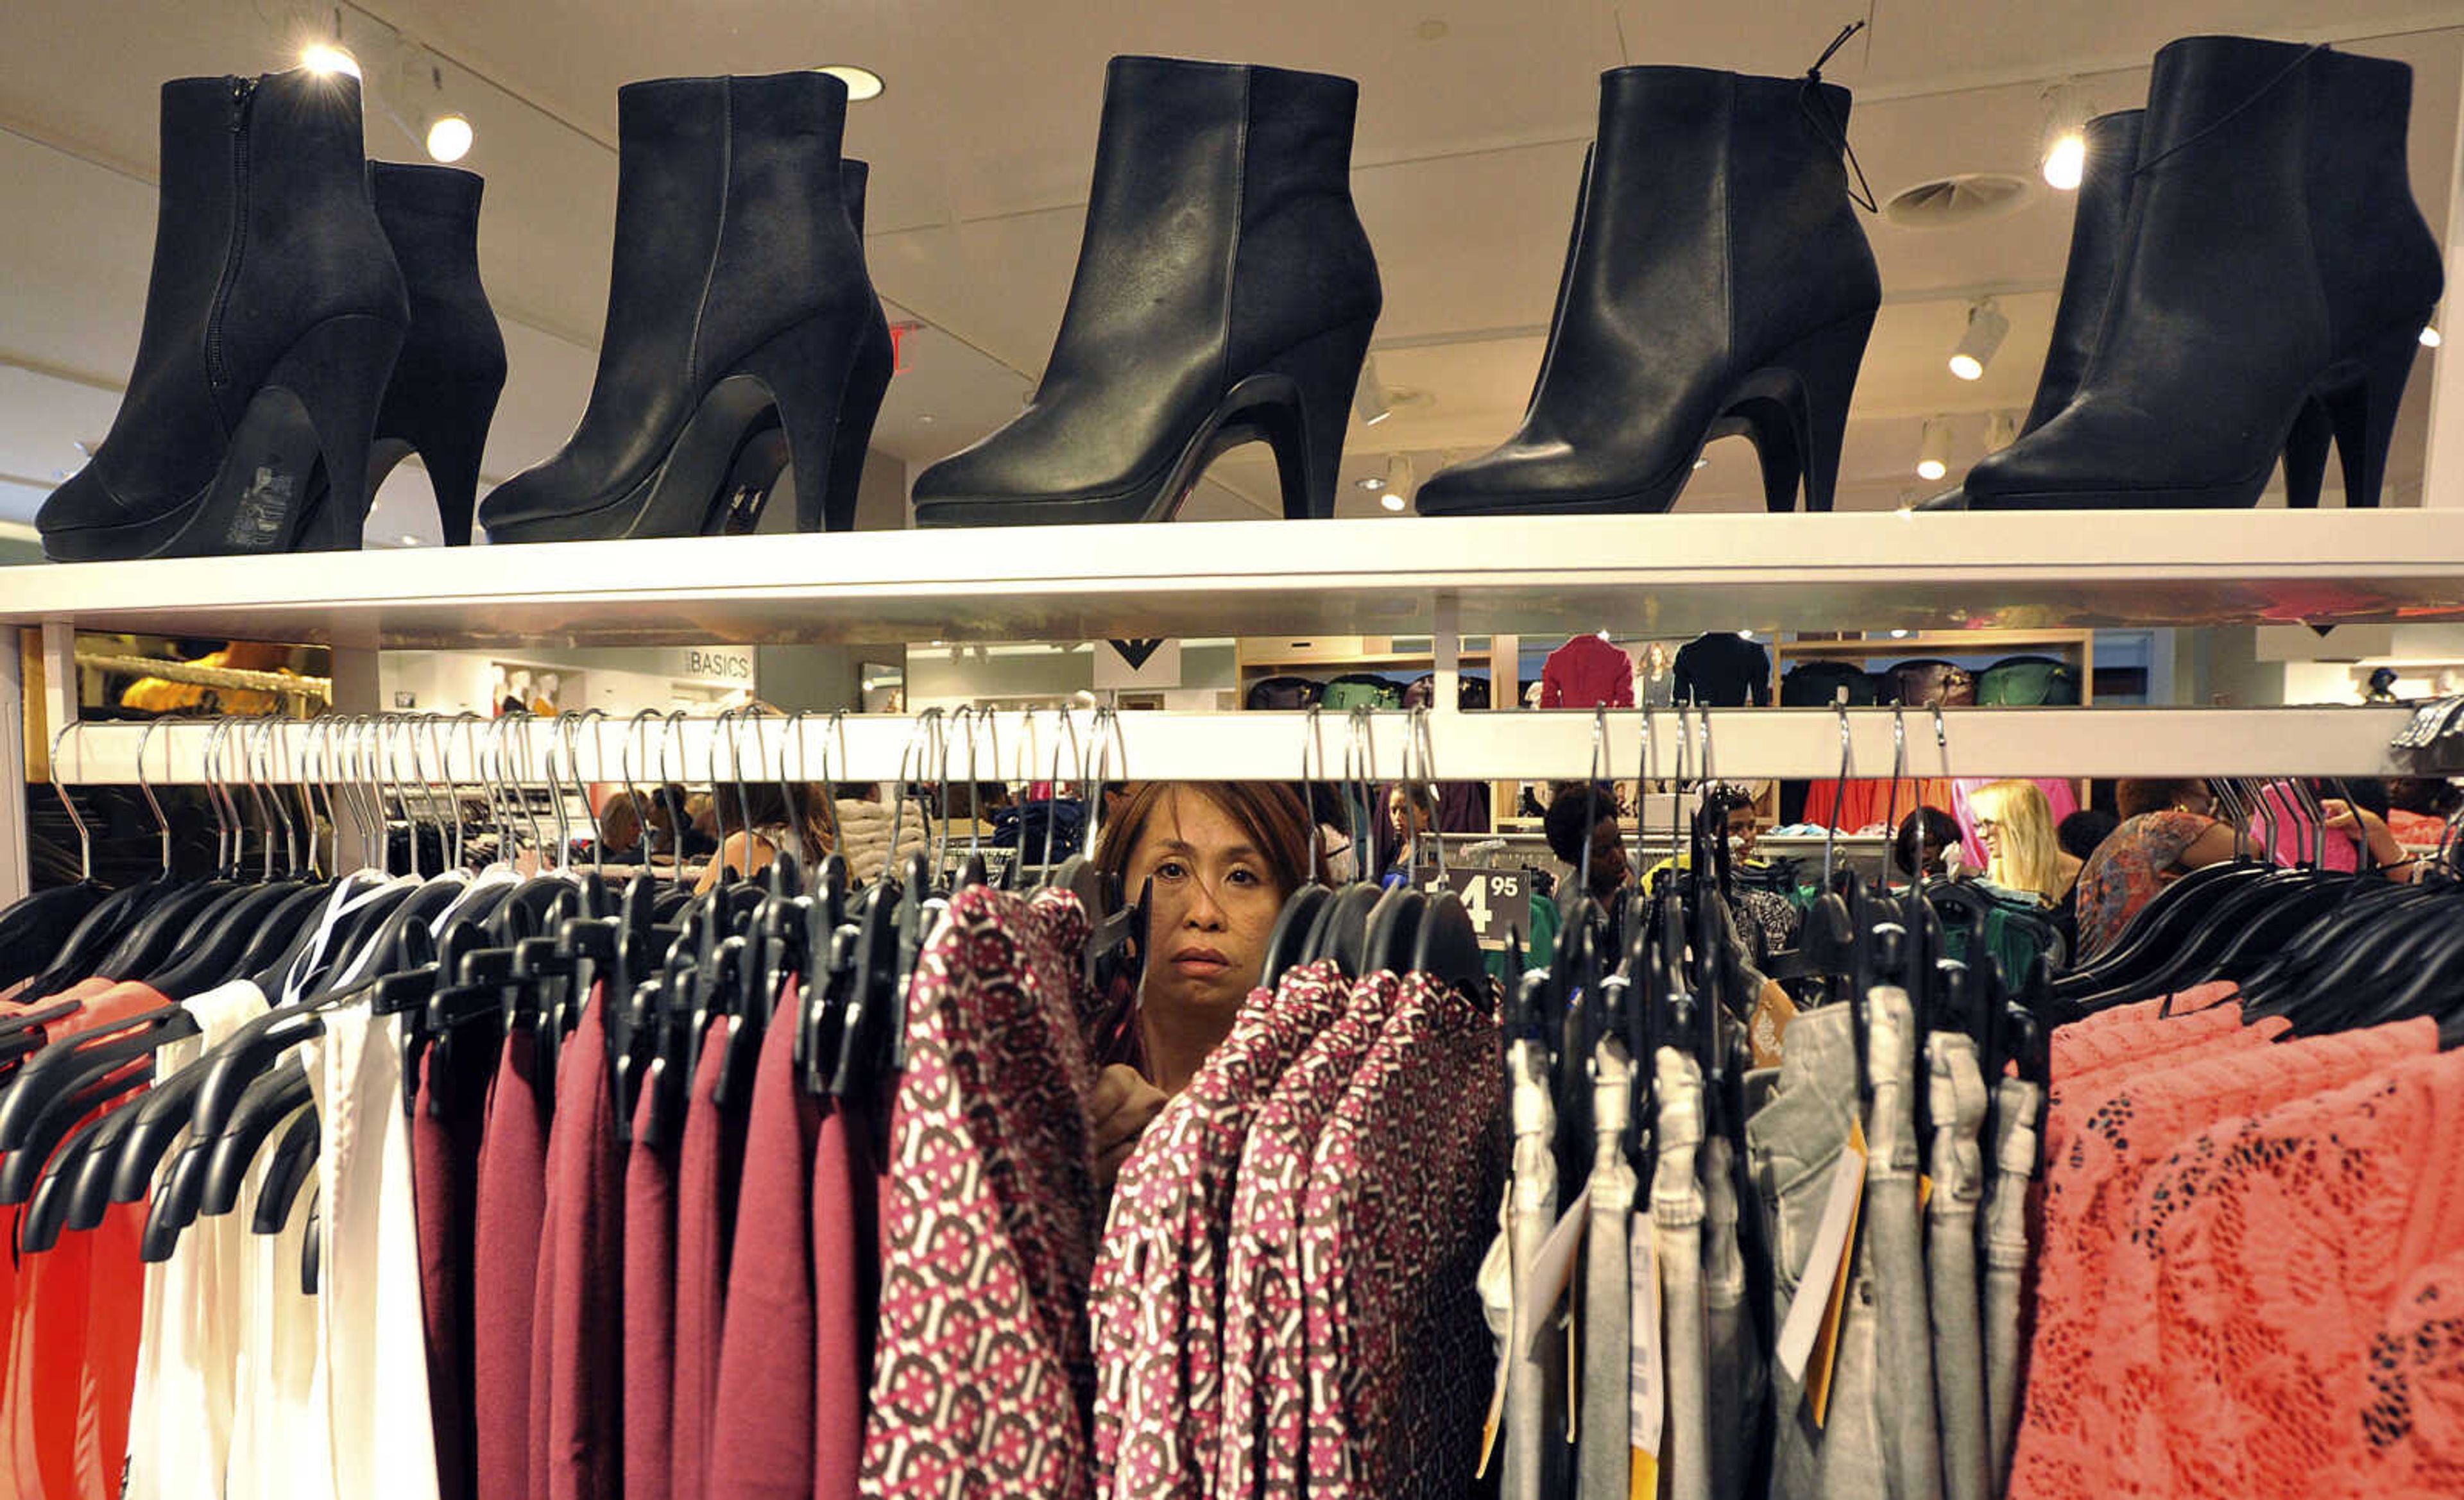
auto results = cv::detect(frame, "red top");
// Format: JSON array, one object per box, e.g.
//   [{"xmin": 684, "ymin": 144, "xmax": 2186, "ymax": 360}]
[
  {"xmin": 1, "ymin": 978, "xmax": 166, "ymax": 1500},
  {"xmin": 474, "ymin": 1027, "xmax": 552, "ymax": 1500},
  {"xmin": 413, "ymin": 1016, "xmax": 500, "ymax": 1500},
  {"xmin": 670, "ymin": 1016, "xmax": 739, "ymax": 1500},
  {"xmin": 1539, "ymin": 634, "xmax": 1634, "ymax": 710},
  {"xmin": 812, "ymin": 1098, "xmax": 877, "ymax": 1499},
  {"xmin": 624, "ymin": 1079, "xmax": 681, "ymax": 1500},
  {"xmin": 540, "ymin": 987, "xmax": 626, "ymax": 1500},
  {"xmin": 708, "ymin": 991, "xmax": 821, "ymax": 1496}
]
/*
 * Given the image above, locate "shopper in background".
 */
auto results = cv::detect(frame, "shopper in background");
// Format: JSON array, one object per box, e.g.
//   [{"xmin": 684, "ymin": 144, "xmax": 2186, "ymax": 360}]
[
  {"xmin": 1971, "ymin": 780, "xmax": 2083, "ymax": 907},
  {"xmin": 2071, "ymin": 778, "xmax": 2258, "ymax": 960},
  {"xmin": 1383, "ymin": 781, "xmax": 1439, "ymax": 883},
  {"xmin": 2057, "ymin": 808, "xmax": 2119, "ymax": 863},
  {"xmin": 1544, "ymin": 783, "xmax": 1630, "ymax": 904},
  {"xmin": 2385, "ymin": 776, "xmax": 2461, "ymax": 847},
  {"xmin": 1305, "ymin": 782, "xmax": 1361, "ymax": 882},
  {"xmin": 692, "ymin": 782, "xmax": 837, "ymax": 892},
  {"xmin": 596, "ymin": 790, "xmax": 649, "ymax": 863},
  {"xmin": 1894, "ymin": 806, "xmax": 1964, "ymax": 882},
  {"xmin": 1092, "ymin": 781, "xmax": 1314, "ymax": 1178},
  {"xmin": 1702, "ymin": 783, "xmax": 1801, "ymax": 961}
]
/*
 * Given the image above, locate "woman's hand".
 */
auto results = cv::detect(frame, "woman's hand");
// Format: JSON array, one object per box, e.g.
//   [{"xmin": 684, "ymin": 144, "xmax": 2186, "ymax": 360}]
[
  {"xmin": 1088, "ymin": 1064, "xmax": 1170, "ymax": 1188},
  {"xmin": 2321, "ymin": 798, "xmax": 2417, "ymax": 881}
]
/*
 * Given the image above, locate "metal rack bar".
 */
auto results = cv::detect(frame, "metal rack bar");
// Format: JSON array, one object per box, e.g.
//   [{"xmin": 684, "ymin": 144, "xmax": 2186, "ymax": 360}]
[{"xmin": 33, "ymin": 705, "xmax": 2422, "ymax": 788}]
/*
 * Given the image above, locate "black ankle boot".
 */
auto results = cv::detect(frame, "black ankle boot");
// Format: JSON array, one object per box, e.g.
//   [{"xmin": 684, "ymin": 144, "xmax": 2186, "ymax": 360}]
[
  {"xmin": 910, "ymin": 55, "xmax": 1382, "ymax": 526},
  {"xmin": 1924, "ymin": 107, "xmax": 2334, "ymax": 510},
  {"xmin": 1962, "ymin": 37, "xmax": 2442, "ymax": 511},
  {"xmin": 368, "ymin": 162, "xmax": 506, "ymax": 545},
  {"xmin": 1414, "ymin": 65, "xmax": 1880, "ymax": 516},
  {"xmin": 480, "ymin": 72, "xmax": 880, "ymax": 542},
  {"xmin": 39, "ymin": 69, "xmax": 408, "ymax": 561}
]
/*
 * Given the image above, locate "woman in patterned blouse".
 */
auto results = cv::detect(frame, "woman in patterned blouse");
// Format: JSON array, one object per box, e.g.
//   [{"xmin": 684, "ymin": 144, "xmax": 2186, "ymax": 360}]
[{"xmin": 2071, "ymin": 778, "xmax": 2255, "ymax": 960}]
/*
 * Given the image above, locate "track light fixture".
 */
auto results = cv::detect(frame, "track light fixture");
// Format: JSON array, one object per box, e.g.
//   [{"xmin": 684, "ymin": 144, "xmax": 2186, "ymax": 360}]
[
  {"xmin": 1378, "ymin": 453, "xmax": 1413, "ymax": 511},
  {"xmin": 2039, "ymin": 83, "xmax": 2094, "ymax": 190},
  {"xmin": 1353, "ymin": 355, "xmax": 1392, "ymax": 427},
  {"xmin": 1916, "ymin": 416, "xmax": 1953, "ymax": 482},
  {"xmin": 1984, "ymin": 410, "xmax": 2019, "ymax": 454},
  {"xmin": 1949, "ymin": 298, "xmax": 2009, "ymax": 381}
]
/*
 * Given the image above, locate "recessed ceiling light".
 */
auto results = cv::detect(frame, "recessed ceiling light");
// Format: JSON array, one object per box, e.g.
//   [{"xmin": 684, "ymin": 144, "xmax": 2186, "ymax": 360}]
[
  {"xmin": 1693, "ymin": 456, "xmax": 1709, "ymax": 470},
  {"xmin": 425, "ymin": 113, "xmax": 473, "ymax": 162},
  {"xmin": 301, "ymin": 42, "xmax": 360, "ymax": 80},
  {"xmin": 817, "ymin": 65, "xmax": 885, "ymax": 102},
  {"xmin": 916, "ymin": 413, "xmax": 936, "ymax": 424},
  {"xmin": 1355, "ymin": 475, "xmax": 1386, "ymax": 491},
  {"xmin": 398, "ymin": 534, "xmax": 424, "ymax": 547}
]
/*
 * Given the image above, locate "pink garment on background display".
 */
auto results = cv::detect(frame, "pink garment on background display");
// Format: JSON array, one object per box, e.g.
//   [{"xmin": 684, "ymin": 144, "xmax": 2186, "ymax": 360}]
[{"xmin": 2250, "ymin": 780, "xmax": 2363, "ymax": 872}]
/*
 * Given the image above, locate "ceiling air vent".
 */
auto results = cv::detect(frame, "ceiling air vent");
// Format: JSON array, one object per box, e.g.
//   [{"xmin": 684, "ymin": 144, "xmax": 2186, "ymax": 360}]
[{"xmin": 1881, "ymin": 171, "xmax": 2037, "ymax": 229}]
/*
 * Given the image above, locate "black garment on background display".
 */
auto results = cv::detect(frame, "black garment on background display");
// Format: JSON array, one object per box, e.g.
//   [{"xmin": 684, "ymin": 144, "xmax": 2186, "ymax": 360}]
[
  {"xmin": 1673, "ymin": 632, "xmax": 1772, "ymax": 707},
  {"xmin": 1777, "ymin": 661, "xmax": 1877, "ymax": 823},
  {"xmin": 1244, "ymin": 675, "xmax": 1322, "ymax": 711}
]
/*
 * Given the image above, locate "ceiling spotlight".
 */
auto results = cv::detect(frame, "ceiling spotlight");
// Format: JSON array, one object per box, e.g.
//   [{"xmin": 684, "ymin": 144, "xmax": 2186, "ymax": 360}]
[
  {"xmin": 1948, "ymin": 298, "xmax": 2009, "ymax": 381},
  {"xmin": 1983, "ymin": 410, "xmax": 2019, "ymax": 454},
  {"xmin": 2039, "ymin": 83, "xmax": 2092, "ymax": 190},
  {"xmin": 1378, "ymin": 452, "xmax": 1415, "ymax": 512},
  {"xmin": 1693, "ymin": 456, "xmax": 1710, "ymax": 470},
  {"xmin": 1916, "ymin": 416, "xmax": 1953, "ymax": 482},
  {"xmin": 301, "ymin": 42, "xmax": 361, "ymax": 80},
  {"xmin": 2424, "ymin": 325, "xmax": 2444, "ymax": 349},
  {"xmin": 1353, "ymin": 355, "xmax": 1392, "ymax": 427},
  {"xmin": 817, "ymin": 65, "xmax": 885, "ymax": 101},
  {"xmin": 1354, "ymin": 475, "xmax": 1386, "ymax": 491},
  {"xmin": 425, "ymin": 112, "xmax": 473, "ymax": 162}
]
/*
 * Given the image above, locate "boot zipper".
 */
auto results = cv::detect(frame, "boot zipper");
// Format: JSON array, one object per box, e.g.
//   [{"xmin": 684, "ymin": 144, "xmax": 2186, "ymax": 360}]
[{"xmin": 205, "ymin": 76, "xmax": 257, "ymax": 391}]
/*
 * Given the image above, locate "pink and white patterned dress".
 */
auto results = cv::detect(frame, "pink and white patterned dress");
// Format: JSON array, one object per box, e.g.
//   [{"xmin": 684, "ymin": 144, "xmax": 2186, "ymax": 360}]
[
  {"xmin": 859, "ymin": 887, "xmax": 1100, "ymax": 1499},
  {"xmin": 1093, "ymin": 961, "xmax": 1348, "ymax": 1499},
  {"xmin": 1215, "ymin": 969, "xmax": 1398, "ymax": 1500},
  {"xmin": 1298, "ymin": 970, "xmax": 1503, "ymax": 1496}
]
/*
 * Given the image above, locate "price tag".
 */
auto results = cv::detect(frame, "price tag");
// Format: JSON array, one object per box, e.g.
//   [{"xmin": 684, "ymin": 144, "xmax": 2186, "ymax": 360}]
[
  {"xmin": 1629, "ymin": 1210, "xmax": 1663, "ymax": 1492},
  {"xmin": 1421, "ymin": 866, "xmax": 1528, "ymax": 951},
  {"xmin": 1775, "ymin": 1117, "xmax": 1869, "ymax": 1429}
]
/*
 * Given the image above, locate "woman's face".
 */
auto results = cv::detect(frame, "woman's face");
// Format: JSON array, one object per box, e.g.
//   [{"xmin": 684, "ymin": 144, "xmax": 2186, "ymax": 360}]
[
  {"xmin": 1975, "ymin": 812, "xmax": 2003, "ymax": 862},
  {"xmin": 1387, "ymin": 787, "xmax": 1432, "ymax": 840},
  {"xmin": 1124, "ymin": 788, "xmax": 1286, "ymax": 1019}
]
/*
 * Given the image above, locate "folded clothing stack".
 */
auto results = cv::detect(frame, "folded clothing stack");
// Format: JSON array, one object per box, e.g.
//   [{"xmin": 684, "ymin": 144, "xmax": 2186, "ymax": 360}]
[{"xmin": 834, "ymin": 798, "xmax": 928, "ymax": 884}]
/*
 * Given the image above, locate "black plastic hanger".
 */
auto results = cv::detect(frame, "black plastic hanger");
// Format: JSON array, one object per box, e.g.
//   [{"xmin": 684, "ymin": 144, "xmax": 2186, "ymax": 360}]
[
  {"xmin": 250, "ymin": 1107, "xmax": 320, "ymax": 1236},
  {"xmin": 1263, "ymin": 885, "xmax": 1333, "ymax": 990}
]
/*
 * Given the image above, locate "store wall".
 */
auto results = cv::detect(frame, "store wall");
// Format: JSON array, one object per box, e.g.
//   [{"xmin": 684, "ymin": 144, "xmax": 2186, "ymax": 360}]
[{"xmin": 907, "ymin": 640, "xmax": 1242, "ymax": 710}]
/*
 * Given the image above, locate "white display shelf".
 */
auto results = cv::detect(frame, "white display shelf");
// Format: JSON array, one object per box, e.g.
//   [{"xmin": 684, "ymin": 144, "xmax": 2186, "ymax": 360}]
[
  {"xmin": 6, "ymin": 511, "xmax": 2464, "ymax": 649},
  {"xmin": 37, "ymin": 705, "xmax": 2425, "ymax": 785}
]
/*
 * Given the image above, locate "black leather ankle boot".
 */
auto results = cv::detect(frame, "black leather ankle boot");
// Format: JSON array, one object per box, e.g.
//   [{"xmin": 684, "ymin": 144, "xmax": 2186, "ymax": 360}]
[
  {"xmin": 39, "ymin": 69, "xmax": 408, "ymax": 560},
  {"xmin": 1962, "ymin": 37, "xmax": 2442, "ymax": 510},
  {"xmin": 480, "ymin": 72, "xmax": 880, "ymax": 541},
  {"xmin": 1414, "ymin": 65, "xmax": 1880, "ymax": 516},
  {"xmin": 368, "ymin": 162, "xmax": 506, "ymax": 545},
  {"xmin": 1924, "ymin": 107, "xmax": 2333, "ymax": 510},
  {"xmin": 910, "ymin": 55, "xmax": 1382, "ymax": 526}
]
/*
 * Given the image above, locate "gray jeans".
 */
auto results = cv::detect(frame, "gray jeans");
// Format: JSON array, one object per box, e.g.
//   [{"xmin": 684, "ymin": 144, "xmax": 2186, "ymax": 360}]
[
  {"xmin": 1865, "ymin": 986, "xmax": 1945, "ymax": 1500},
  {"xmin": 1982, "ymin": 1077, "xmax": 2043, "ymax": 1496},
  {"xmin": 1746, "ymin": 1005, "xmax": 1885, "ymax": 1500},
  {"xmin": 1653, "ymin": 1046, "xmax": 1711, "ymax": 1500},
  {"xmin": 1925, "ymin": 1031, "xmax": 1990, "ymax": 1500},
  {"xmin": 1503, "ymin": 1039, "xmax": 1561, "ymax": 1500},
  {"xmin": 1702, "ymin": 1130, "xmax": 1763, "ymax": 1500},
  {"xmin": 1580, "ymin": 1042, "xmax": 1638, "ymax": 1499}
]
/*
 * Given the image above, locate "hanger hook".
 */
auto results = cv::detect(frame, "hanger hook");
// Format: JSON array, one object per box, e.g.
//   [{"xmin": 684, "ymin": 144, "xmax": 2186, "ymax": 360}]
[
  {"xmin": 47, "ymin": 718, "xmax": 95, "ymax": 885},
  {"xmin": 1826, "ymin": 699, "xmax": 1852, "ymax": 887},
  {"xmin": 133, "ymin": 713, "xmax": 178, "ymax": 875}
]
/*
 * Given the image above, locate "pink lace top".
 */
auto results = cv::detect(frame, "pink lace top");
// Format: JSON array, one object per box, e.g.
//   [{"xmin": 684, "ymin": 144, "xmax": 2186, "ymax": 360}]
[
  {"xmin": 2101, "ymin": 1042, "xmax": 2464, "ymax": 1497},
  {"xmin": 2009, "ymin": 1019, "xmax": 2437, "ymax": 1500},
  {"xmin": 2049, "ymin": 984, "xmax": 2244, "ymax": 1080}
]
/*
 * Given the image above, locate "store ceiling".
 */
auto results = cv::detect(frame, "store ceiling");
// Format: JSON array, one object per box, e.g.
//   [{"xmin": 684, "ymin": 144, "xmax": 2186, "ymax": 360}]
[{"xmin": 0, "ymin": 0, "xmax": 2458, "ymax": 540}]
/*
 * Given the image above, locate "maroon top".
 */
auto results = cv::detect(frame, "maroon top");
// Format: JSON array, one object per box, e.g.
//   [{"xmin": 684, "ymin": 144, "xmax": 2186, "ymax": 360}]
[
  {"xmin": 813, "ymin": 1100, "xmax": 878, "ymax": 1499},
  {"xmin": 624, "ymin": 1080, "xmax": 681, "ymax": 1500},
  {"xmin": 540, "ymin": 986, "xmax": 626, "ymax": 1500},
  {"xmin": 708, "ymin": 992, "xmax": 821, "ymax": 1496},
  {"xmin": 1540, "ymin": 633, "xmax": 1636, "ymax": 709},
  {"xmin": 474, "ymin": 1027, "xmax": 552, "ymax": 1500},
  {"xmin": 412, "ymin": 1019, "xmax": 500, "ymax": 1500},
  {"xmin": 669, "ymin": 1016, "xmax": 740, "ymax": 1500}
]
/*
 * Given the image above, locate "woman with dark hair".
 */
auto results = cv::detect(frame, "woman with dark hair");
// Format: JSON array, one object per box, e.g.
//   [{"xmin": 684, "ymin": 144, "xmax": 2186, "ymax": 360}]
[
  {"xmin": 1894, "ymin": 807, "xmax": 1964, "ymax": 882},
  {"xmin": 2072, "ymin": 779, "xmax": 2260, "ymax": 960},
  {"xmin": 1088, "ymin": 781, "xmax": 1314, "ymax": 1181},
  {"xmin": 692, "ymin": 781, "xmax": 837, "ymax": 892}
]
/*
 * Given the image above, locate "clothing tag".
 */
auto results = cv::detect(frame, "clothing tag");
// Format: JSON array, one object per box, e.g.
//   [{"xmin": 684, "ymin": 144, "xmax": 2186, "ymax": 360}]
[
  {"xmin": 1628, "ymin": 1211, "xmax": 1663, "ymax": 1458},
  {"xmin": 1750, "ymin": 980, "xmax": 1798, "ymax": 1070},
  {"xmin": 1518, "ymin": 1183, "xmax": 1589, "ymax": 1365},
  {"xmin": 1774, "ymin": 1116, "xmax": 1868, "ymax": 1415}
]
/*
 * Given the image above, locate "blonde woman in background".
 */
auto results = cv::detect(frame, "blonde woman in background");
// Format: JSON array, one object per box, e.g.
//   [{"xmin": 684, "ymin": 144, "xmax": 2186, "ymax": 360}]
[{"xmin": 1969, "ymin": 778, "xmax": 2083, "ymax": 908}]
